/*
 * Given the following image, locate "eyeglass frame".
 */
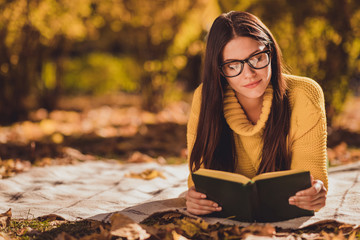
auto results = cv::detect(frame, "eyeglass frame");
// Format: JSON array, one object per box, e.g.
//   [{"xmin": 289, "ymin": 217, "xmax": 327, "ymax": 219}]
[{"xmin": 219, "ymin": 50, "xmax": 271, "ymax": 78}]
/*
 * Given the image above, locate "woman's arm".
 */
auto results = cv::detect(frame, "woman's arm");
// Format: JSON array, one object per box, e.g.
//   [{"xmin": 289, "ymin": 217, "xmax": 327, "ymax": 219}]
[{"xmin": 288, "ymin": 77, "xmax": 328, "ymax": 210}]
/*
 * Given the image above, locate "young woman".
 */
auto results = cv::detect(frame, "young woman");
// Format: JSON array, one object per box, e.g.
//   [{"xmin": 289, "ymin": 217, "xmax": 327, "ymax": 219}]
[{"xmin": 186, "ymin": 11, "xmax": 328, "ymax": 216}]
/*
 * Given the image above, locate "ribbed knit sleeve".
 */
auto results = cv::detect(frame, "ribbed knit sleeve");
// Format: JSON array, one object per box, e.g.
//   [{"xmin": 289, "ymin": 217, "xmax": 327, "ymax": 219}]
[
  {"xmin": 187, "ymin": 84, "xmax": 202, "ymax": 188},
  {"xmin": 287, "ymin": 75, "xmax": 328, "ymax": 190}
]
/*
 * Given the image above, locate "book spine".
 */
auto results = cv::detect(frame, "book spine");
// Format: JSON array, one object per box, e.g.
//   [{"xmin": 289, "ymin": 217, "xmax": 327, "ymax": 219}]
[{"xmin": 250, "ymin": 182, "xmax": 260, "ymax": 221}]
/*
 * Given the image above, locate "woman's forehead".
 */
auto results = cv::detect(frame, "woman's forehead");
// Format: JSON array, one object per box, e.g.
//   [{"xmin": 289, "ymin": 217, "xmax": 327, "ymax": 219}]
[{"xmin": 222, "ymin": 36, "xmax": 266, "ymax": 61}]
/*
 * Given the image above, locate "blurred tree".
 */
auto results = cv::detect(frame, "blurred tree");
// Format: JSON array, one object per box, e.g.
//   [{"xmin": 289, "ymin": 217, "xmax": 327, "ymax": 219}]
[
  {"xmin": 100, "ymin": 0, "xmax": 217, "ymax": 111},
  {"xmin": 0, "ymin": 0, "xmax": 219, "ymax": 124},
  {"xmin": 218, "ymin": 0, "xmax": 360, "ymax": 123},
  {"xmin": 1, "ymin": 0, "xmax": 358, "ymax": 124},
  {"xmin": 0, "ymin": 0, "xmax": 100, "ymax": 124}
]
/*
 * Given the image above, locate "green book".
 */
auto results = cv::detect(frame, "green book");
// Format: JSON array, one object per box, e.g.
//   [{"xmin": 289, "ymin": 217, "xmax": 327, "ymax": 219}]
[{"xmin": 191, "ymin": 169, "xmax": 314, "ymax": 222}]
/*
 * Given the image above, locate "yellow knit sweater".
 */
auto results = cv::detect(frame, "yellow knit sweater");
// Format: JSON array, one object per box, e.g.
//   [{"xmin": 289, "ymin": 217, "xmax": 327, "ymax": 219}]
[{"xmin": 187, "ymin": 75, "xmax": 328, "ymax": 190}]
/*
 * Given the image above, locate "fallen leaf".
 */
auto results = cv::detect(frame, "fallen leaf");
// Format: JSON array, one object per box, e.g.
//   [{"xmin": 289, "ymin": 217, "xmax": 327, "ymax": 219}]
[
  {"xmin": 14, "ymin": 159, "xmax": 31, "ymax": 173},
  {"xmin": 172, "ymin": 230, "xmax": 189, "ymax": 240},
  {"xmin": 0, "ymin": 208, "xmax": 11, "ymax": 228},
  {"xmin": 126, "ymin": 169, "xmax": 166, "ymax": 180},
  {"xmin": 175, "ymin": 218, "xmax": 208, "ymax": 238},
  {"xmin": 0, "ymin": 232, "xmax": 12, "ymax": 240},
  {"xmin": 35, "ymin": 157, "xmax": 53, "ymax": 167},
  {"xmin": 321, "ymin": 230, "xmax": 347, "ymax": 240},
  {"xmin": 338, "ymin": 223, "xmax": 356, "ymax": 234},
  {"xmin": 140, "ymin": 224, "xmax": 166, "ymax": 239},
  {"xmin": 110, "ymin": 213, "xmax": 150, "ymax": 240},
  {"xmin": 348, "ymin": 231, "xmax": 357, "ymax": 240},
  {"xmin": 63, "ymin": 147, "xmax": 96, "ymax": 161},
  {"xmin": 54, "ymin": 232, "xmax": 77, "ymax": 240},
  {"xmin": 16, "ymin": 226, "xmax": 40, "ymax": 236},
  {"xmin": 126, "ymin": 151, "xmax": 157, "ymax": 163},
  {"xmin": 241, "ymin": 224, "xmax": 276, "ymax": 237},
  {"xmin": 161, "ymin": 212, "xmax": 183, "ymax": 222}
]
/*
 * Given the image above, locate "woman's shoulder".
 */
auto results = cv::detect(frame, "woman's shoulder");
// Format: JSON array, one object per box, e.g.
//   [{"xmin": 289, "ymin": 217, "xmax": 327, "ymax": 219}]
[
  {"xmin": 284, "ymin": 74, "xmax": 325, "ymax": 105},
  {"xmin": 285, "ymin": 75, "xmax": 327, "ymax": 140}
]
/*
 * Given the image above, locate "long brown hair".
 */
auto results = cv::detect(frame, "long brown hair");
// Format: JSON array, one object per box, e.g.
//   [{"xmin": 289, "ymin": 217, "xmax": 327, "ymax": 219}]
[{"xmin": 189, "ymin": 11, "xmax": 291, "ymax": 174}]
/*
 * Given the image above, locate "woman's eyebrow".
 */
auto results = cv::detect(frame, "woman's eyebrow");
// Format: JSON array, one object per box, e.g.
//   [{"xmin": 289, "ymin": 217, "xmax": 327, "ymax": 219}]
[{"xmin": 223, "ymin": 48, "xmax": 265, "ymax": 62}]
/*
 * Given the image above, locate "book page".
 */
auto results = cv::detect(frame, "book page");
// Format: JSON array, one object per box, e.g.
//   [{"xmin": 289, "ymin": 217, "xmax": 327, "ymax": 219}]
[
  {"xmin": 194, "ymin": 169, "xmax": 251, "ymax": 184},
  {"xmin": 251, "ymin": 169, "xmax": 307, "ymax": 182}
]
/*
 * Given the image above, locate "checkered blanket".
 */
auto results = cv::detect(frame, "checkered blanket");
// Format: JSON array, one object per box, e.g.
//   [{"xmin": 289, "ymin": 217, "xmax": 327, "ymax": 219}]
[{"xmin": 1, "ymin": 160, "xmax": 359, "ymax": 229}]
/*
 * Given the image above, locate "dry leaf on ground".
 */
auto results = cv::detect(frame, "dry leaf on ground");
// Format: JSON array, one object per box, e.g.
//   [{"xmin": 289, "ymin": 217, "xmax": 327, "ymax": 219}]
[
  {"xmin": 327, "ymin": 142, "xmax": 360, "ymax": 165},
  {"xmin": 54, "ymin": 231, "xmax": 77, "ymax": 240},
  {"xmin": 125, "ymin": 169, "xmax": 166, "ymax": 180},
  {"xmin": 0, "ymin": 159, "xmax": 31, "ymax": 178},
  {"xmin": 126, "ymin": 151, "xmax": 157, "ymax": 163},
  {"xmin": 63, "ymin": 147, "xmax": 96, "ymax": 161},
  {"xmin": 126, "ymin": 151, "xmax": 166, "ymax": 164},
  {"xmin": 241, "ymin": 224, "xmax": 276, "ymax": 237},
  {"xmin": 0, "ymin": 232, "xmax": 12, "ymax": 240},
  {"xmin": 174, "ymin": 218, "xmax": 209, "ymax": 238},
  {"xmin": 110, "ymin": 213, "xmax": 150, "ymax": 240},
  {"xmin": 0, "ymin": 208, "xmax": 11, "ymax": 228},
  {"xmin": 172, "ymin": 230, "xmax": 190, "ymax": 240}
]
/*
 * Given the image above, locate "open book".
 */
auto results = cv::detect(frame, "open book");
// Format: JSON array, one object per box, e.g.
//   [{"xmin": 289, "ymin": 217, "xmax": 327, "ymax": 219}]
[{"xmin": 191, "ymin": 169, "xmax": 314, "ymax": 222}]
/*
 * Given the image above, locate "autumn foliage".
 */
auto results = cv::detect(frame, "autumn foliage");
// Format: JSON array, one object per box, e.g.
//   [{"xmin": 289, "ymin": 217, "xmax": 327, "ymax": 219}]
[{"xmin": 0, "ymin": 0, "xmax": 360, "ymax": 124}]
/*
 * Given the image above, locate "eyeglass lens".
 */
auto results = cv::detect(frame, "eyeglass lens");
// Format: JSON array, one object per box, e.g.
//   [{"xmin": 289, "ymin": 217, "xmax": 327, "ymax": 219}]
[{"xmin": 221, "ymin": 51, "xmax": 270, "ymax": 77}]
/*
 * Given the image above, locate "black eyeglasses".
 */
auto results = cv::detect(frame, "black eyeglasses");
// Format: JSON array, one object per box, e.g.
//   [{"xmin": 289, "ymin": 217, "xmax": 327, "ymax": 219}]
[{"xmin": 219, "ymin": 50, "xmax": 271, "ymax": 78}]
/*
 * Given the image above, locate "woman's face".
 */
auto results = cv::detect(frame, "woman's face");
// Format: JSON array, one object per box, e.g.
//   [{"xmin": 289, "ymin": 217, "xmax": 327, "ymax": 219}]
[{"xmin": 222, "ymin": 36, "xmax": 272, "ymax": 103}]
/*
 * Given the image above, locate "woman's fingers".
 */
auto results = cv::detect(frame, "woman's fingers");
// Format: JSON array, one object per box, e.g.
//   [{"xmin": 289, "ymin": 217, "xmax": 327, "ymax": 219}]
[
  {"xmin": 186, "ymin": 187, "xmax": 222, "ymax": 215},
  {"xmin": 187, "ymin": 186, "xmax": 206, "ymax": 199},
  {"xmin": 289, "ymin": 193, "xmax": 326, "ymax": 210},
  {"xmin": 295, "ymin": 180, "xmax": 324, "ymax": 196},
  {"xmin": 187, "ymin": 196, "xmax": 219, "ymax": 208},
  {"xmin": 289, "ymin": 179, "xmax": 327, "ymax": 211},
  {"xmin": 186, "ymin": 201, "xmax": 221, "ymax": 215}
]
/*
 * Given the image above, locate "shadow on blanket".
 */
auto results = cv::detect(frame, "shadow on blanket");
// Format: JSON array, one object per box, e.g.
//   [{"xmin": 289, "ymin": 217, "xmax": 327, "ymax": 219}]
[{"xmin": 89, "ymin": 162, "xmax": 360, "ymax": 229}]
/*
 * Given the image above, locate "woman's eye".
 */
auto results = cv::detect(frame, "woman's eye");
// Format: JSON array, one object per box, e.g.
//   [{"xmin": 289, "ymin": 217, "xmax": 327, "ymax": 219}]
[
  {"xmin": 228, "ymin": 63, "xmax": 239, "ymax": 70},
  {"xmin": 250, "ymin": 55, "xmax": 263, "ymax": 66}
]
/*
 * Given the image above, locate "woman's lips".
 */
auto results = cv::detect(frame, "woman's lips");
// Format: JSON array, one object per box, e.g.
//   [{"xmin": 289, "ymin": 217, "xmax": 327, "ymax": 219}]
[{"xmin": 243, "ymin": 80, "xmax": 261, "ymax": 88}]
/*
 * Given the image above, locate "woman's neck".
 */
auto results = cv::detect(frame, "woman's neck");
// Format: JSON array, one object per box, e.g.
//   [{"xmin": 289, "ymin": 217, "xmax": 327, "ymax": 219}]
[{"xmin": 235, "ymin": 93, "xmax": 264, "ymax": 125}]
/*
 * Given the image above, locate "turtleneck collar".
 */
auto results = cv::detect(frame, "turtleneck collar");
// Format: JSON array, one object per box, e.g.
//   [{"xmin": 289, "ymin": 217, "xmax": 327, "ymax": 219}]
[{"xmin": 223, "ymin": 84, "xmax": 273, "ymax": 136}]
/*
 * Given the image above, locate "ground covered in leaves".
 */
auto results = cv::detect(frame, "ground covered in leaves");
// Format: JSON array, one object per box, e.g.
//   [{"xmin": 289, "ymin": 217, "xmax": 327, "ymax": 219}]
[
  {"xmin": 1, "ymin": 94, "xmax": 360, "ymax": 239},
  {"xmin": 1, "ymin": 209, "xmax": 360, "ymax": 240}
]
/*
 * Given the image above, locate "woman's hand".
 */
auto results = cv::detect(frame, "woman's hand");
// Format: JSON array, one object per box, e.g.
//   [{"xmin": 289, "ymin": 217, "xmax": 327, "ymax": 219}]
[
  {"xmin": 289, "ymin": 176, "xmax": 327, "ymax": 211},
  {"xmin": 185, "ymin": 186, "xmax": 222, "ymax": 215}
]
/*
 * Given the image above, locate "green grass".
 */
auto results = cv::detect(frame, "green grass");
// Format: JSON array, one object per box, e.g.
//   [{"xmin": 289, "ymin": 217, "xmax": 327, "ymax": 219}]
[
  {"xmin": 3, "ymin": 218, "xmax": 56, "ymax": 239},
  {"xmin": 2, "ymin": 218, "xmax": 107, "ymax": 240}
]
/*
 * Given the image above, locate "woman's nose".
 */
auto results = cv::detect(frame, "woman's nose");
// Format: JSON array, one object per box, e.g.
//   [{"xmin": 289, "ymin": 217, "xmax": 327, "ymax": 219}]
[{"xmin": 242, "ymin": 63, "xmax": 256, "ymax": 78}]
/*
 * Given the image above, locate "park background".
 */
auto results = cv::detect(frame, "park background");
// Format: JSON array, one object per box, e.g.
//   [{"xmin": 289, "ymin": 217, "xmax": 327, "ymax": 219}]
[{"xmin": 0, "ymin": 0, "xmax": 360, "ymax": 177}]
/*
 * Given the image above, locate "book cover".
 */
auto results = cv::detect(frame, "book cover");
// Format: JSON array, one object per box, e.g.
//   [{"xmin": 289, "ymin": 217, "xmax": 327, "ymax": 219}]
[{"xmin": 191, "ymin": 169, "xmax": 314, "ymax": 222}]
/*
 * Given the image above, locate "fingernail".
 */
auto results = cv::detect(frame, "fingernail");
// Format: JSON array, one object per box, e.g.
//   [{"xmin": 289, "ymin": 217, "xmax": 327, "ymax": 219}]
[
  {"xmin": 213, "ymin": 203, "xmax": 218, "ymax": 207},
  {"xmin": 201, "ymin": 194, "xmax": 206, "ymax": 198},
  {"xmin": 216, "ymin": 207, "xmax": 222, "ymax": 211}
]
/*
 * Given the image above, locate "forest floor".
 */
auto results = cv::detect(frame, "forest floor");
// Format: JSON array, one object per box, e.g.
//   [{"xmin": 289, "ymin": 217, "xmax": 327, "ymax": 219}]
[{"xmin": 0, "ymin": 93, "xmax": 360, "ymax": 239}]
